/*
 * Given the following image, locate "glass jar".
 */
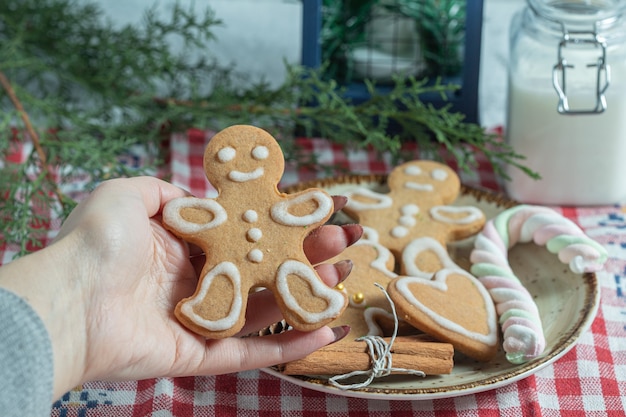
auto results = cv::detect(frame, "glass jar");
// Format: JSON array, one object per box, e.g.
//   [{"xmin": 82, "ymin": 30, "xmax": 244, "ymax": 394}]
[{"xmin": 505, "ymin": 0, "xmax": 626, "ymax": 205}]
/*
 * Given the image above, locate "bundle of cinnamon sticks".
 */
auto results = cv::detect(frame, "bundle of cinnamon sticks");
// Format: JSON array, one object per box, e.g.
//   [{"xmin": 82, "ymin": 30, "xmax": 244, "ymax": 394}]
[{"xmin": 280, "ymin": 335, "xmax": 454, "ymax": 376}]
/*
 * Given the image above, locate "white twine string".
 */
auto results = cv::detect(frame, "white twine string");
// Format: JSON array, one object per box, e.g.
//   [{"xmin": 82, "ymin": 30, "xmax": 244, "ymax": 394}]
[{"xmin": 328, "ymin": 283, "xmax": 426, "ymax": 390}]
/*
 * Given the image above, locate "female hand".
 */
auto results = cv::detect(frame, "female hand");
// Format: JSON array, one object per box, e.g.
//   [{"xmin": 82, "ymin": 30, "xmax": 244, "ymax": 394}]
[{"xmin": 0, "ymin": 176, "xmax": 361, "ymax": 399}]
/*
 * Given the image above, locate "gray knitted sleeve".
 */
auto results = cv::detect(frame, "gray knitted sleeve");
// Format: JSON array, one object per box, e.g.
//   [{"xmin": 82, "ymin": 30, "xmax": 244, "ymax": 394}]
[{"xmin": 0, "ymin": 288, "xmax": 54, "ymax": 417}]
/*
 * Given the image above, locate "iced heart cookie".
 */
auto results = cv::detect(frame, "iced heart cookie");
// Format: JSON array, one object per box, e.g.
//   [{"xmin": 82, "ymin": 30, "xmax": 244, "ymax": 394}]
[
  {"xmin": 342, "ymin": 160, "xmax": 485, "ymax": 258},
  {"xmin": 390, "ymin": 236, "xmax": 498, "ymax": 361},
  {"xmin": 162, "ymin": 125, "xmax": 347, "ymax": 338},
  {"xmin": 387, "ymin": 265, "xmax": 498, "ymax": 362}
]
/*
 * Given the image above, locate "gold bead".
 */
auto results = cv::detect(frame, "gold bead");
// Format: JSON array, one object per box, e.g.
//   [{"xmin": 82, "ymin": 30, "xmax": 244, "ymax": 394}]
[
  {"xmin": 335, "ymin": 283, "xmax": 345, "ymax": 291},
  {"xmin": 352, "ymin": 292, "xmax": 365, "ymax": 304}
]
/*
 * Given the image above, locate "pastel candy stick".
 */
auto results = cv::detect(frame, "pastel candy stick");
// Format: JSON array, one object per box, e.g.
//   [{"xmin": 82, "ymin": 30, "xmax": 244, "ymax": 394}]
[{"xmin": 470, "ymin": 204, "xmax": 607, "ymax": 364}]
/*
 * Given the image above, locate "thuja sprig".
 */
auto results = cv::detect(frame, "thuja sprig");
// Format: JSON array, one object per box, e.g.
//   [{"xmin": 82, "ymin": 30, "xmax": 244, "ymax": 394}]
[
  {"xmin": 286, "ymin": 68, "xmax": 537, "ymax": 180},
  {"xmin": 0, "ymin": 0, "xmax": 221, "ymax": 256},
  {"xmin": 0, "ymin": 0, "xmax": 536, "ymax": 257}
]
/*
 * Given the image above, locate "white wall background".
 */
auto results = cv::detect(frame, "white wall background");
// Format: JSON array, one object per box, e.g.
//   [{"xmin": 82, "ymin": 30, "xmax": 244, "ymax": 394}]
[
  {"xmin": 97, "ymin": 0, "xmax": 303, "ymax": 89},
  {"xmin": 92, "ymin": 0, "xmax": 526, "ymax": 128}
]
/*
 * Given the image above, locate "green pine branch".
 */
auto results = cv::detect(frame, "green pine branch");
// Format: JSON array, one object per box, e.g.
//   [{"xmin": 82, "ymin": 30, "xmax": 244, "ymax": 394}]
[{"xmin": 0, "ymin": 0, "xmax": 536, "ymax": 257}]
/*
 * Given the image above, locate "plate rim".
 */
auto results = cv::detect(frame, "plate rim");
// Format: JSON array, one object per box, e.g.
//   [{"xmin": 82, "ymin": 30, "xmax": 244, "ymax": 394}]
[{"xmin": 262, "ymin": 175, "xmax": 600, "ymax": 400}]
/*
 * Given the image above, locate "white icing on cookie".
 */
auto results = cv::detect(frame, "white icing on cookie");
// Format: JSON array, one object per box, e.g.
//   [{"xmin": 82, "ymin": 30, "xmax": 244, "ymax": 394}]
[
  {"xmin": 248, "ymin": 249, "xmax": 263, "ymax": 263},
  {"xmin": 399, "ymin": 204, "xmax": 419, "ymax": 227},
  {"xmin": 364, "ymin": 307, "xmax": 395, "ymax": 337},
  {"xmin": 228, "ymin": 167, "xmax": 264, "ymax": 182},
  {"xmin": 402, "ymin": 204, "xmax": 419, "ymax": 215},
  {"xmin": 243, "ymin": 210, "xmax": 258, "ymax": 223},
  {"xmin": 394, "ymin": 269, "xmax": 498, "ymax": 346},
  {"xmin": 217, "ymin": 146, "xmax": 236, "ymax": 162},
  {"xmin": 247, "ymin": 228, "xmax": 262, "ymax": 242},
  {"xmin": 404, "ymin": 165, "xmax": 422, "ymax": 176},
  {"xmin": 389, "ymin": 204, "xmax": 420, "ymax": 238},
  {"xmin": 271, "ymin": 191, "xmax": 333, "ymax": 226},
  {"xmin": 430, "ymin": 206, "xmax": 484, "ymax": 224},
  {"xmin": 391, "ymin": 226, "xmax": 409, "ymax": 238},
  {"xmin": 276, "ymin": 260, "xmax": 345, "ymax": 323},
  {"xmin": 399, "ymin": 217, "xmax": 416, "ymax": 227},
  {"xmin": 163, "ymin": 198, "xmax": 227, "ymax": 234},
  {"xmin": 402, "ymin": 237, "xmax": 461, "ymax": 278},
  {"xmin": 353, "ymin": 238, "xmax": 397, "ymax": 279},
  {"xmin": 345, "ymin": 188, "xmax": 393, "ymax": 211},
  {"xmin": 359, "ymin": 226, "xmax": 381, "ymax": 243},
  {"xmin": 405, "ymin": 182, "xmax": 434, "ymax": 192},
  {"xmin": 252, "ymin": 145, "xmax": 269, "ymax": 160},
  {"xmin": 181, "ymin": 261, "xmax": 243, "ymax": 331},
  {"xmin": 431, "ymin": 169, "xmax": 448, "ymax": 181}
]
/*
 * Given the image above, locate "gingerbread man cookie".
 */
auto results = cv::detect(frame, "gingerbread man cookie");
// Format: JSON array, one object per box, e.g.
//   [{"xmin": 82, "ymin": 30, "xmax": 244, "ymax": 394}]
[
  {"xmin": 163, "ymin": 125, "xmax": 347, "ymax": 338},
  {"xmin": 327, "ymin": 227, "xmax": 415, "ymax": 342},
  {"xmin": 343, "ymin": 160, "xmax": 485, "ymax": 258}
]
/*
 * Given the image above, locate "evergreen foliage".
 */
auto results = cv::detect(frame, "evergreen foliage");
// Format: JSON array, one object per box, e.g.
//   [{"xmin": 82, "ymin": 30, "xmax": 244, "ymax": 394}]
[{"xmin": 0, "ymin": 0, "xmax": 535, "ymax": 255}]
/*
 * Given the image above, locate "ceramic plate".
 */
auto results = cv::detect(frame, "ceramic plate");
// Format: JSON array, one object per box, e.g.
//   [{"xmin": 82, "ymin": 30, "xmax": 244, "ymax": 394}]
[{"xmin": 261, "ymin": 175, "xmax": 600, "ymax": 400}]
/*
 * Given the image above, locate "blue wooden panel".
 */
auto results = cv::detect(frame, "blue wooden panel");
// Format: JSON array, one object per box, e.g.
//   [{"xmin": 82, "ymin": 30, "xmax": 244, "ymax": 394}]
[{"xmin": 301, "ymin": 0, "xmax": 484, "ymax": 123}]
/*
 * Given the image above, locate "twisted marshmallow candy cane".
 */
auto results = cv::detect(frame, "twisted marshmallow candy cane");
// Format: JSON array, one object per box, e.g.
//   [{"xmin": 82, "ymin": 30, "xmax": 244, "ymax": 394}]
[{"xmin": 469, "ymin": 204, "xmax": 607, "ymax": 364}]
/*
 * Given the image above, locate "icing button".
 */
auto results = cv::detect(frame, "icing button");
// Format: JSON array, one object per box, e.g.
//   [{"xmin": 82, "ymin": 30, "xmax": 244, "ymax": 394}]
[
  {"xmin": 243, "ymin": 210, "xmax": 258, "ymax": 223},
  {"xmin": 402, "ymin": 204, "xmax": 419, "ymax": 215},
  {"xmin": 248, "ymin": 249, "xmax": 264, "ymax": 263},
  {"xmin": 399, "ymin": 216, "xmax": 416, "ymax": 227},
  {"xmin": 391, "ymin": 226, "xmax": 408, "ymax": 238},
  {"xmin": 247, "ymin": 228, "xmax": 262, "ymax": 242}
]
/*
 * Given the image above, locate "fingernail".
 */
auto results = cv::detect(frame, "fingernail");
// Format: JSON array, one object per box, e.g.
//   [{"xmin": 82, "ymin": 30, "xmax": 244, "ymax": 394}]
[
  {"xmin": 341, "ymin": 224, "xmax": 363, "ymax": 246},
  {"xmin": 330, "ymin": 325, "xmax": 351, "ymax": 344},
  {"xmin": 335, "ymin": 259, "xmax": 353, "ymax": 283},
  {"xmin": 332, "ymin": 195, "xmax": 348, "ymax": 211}
]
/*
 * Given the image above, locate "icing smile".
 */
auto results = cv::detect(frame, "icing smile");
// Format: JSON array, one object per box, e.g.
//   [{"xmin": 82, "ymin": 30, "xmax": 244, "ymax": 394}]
[{"xmin": 228, "ymin": 167, "xmax": 264, "ymax": 182}]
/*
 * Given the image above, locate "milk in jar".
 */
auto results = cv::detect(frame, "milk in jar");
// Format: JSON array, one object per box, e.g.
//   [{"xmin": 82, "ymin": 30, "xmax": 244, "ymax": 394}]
[{"xmin": 505, "ymin": 0, "xmax": 626, "ymax": 205}]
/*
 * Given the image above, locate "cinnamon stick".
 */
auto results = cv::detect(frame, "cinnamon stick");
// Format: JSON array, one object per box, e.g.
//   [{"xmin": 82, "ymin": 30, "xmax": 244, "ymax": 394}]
[{"xmin": 281, "ymin": 335, "xmax": 454, "ymax": 376}]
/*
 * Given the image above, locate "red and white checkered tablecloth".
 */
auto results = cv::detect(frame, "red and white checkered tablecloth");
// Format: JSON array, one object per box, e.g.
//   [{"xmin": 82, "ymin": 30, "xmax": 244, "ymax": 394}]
[{"xmin": 3, "ymin": 128, "xmax": 626, "ymax": 416}]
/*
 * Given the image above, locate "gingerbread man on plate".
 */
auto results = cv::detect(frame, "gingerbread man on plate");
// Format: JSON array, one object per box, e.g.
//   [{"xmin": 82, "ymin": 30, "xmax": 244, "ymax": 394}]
[
  {"xmin": 326, "ymin": 227, "xmax": 418, "ymax": 343},
  {"xmin": 342, "ymin": 160, "xmax": 485, "ymax": 258},
  {"xmin": 163, "ymin": 125, "xmax": 347, "ymax": 339}
]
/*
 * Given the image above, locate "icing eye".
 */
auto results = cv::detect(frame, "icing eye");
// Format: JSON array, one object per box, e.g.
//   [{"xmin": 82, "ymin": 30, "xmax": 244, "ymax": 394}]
[
  {"xmin": 431, "ymin": 169, "xmax": 448, "ymax": 181},
  {"xmin": 252, "ymin": 145, "xmax": 269, "ymax": 160},
  {"xmin": 405, "ymin": 166, "xmax": 422, "ymax": 176},
  {"xmin": 217, "ymin": 146, "xmax": 236, "ymax": 163}
]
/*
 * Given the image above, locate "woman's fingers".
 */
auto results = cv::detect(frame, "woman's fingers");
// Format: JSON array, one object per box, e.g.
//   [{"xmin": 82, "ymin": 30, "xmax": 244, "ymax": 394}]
[
  {"xmin": 304, "ymin": 224, "xmax": 362, "ymax": 265},
  {"xmin": 332, "ymin": 195, "xmax": 348, "ymax": 213},
  {"xmin": 235, "ymin": 259, "xmax": 353, "ymax": 336},
  {"xmin": 198, "ymin": 325, "xmax": 351, "ymax": 376}
]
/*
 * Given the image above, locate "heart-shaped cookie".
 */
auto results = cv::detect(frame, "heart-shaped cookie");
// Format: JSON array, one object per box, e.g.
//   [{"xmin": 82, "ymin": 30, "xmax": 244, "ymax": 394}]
[{"xmin": 387, "ymin": 268, "xmax": 498, "ymax": 361}]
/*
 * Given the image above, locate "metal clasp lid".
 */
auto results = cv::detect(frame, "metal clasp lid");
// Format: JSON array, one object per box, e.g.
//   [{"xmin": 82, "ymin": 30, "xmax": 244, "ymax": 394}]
[{"xmin": 552, "ymin": 31, "xmax": 611, "ymax": 114}]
